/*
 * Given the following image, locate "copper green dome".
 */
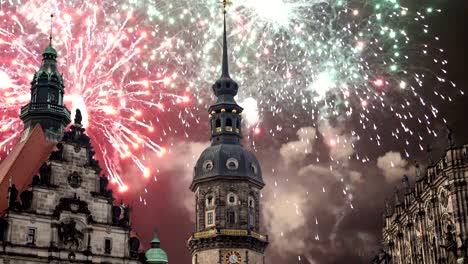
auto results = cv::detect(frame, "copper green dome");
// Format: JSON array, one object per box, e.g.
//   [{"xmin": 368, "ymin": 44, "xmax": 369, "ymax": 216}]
[
  {"xmin": 145, "ymin": 231, "xmax": 168, "ymax": 263},
  {"xmin": 43, "ymin": 45, "xmax": 57, "ymax": 55}
]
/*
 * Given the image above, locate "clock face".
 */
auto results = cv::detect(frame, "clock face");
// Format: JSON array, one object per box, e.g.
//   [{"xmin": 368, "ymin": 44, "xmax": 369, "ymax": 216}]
[{"xmin": 225, "ymin": 251, "xmax": 241, "ymax": 264}]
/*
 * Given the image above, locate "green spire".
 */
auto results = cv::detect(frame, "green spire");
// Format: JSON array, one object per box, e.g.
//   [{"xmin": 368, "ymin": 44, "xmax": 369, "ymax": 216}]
[{"xmin": 145, "ymin": 230, "xmax": 168, "ymax": 263}]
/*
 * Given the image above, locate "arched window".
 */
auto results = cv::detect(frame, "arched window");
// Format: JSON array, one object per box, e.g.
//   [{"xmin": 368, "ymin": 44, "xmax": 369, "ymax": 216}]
[
  {"xmin": 206, "ymin": 194, "xmax": 214, "ymax": 207},
  {"xmin": 226, "ymin": 118, "xmax": 233, "ymax": 132},
  {"xmin": 215, "ymin": 119, "xmax": 221, "ymax": 133},
  {"xmin": 236, "ymin": 119, "xmax": 240, "ymax": 133},
  {"xmin": 227, "ymin": 211, "xmax": 236, "ymax": 225},
  {"xmin": 227, "ymin": 192, "xmax": 237, "ymax": 205},
  {"xmin": 226, "ymin": 158, "xmax": 239, "ymax": 170},
  {"xmin": 248, "ymin": 196, "xmax": 255, "ymax": 209}
]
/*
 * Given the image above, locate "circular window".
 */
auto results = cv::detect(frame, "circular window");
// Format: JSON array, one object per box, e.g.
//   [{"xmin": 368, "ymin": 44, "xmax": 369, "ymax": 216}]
[
  {"xmin": 250, "ymin": 163, "xmax": 258, "ymax": 175},
  {"xmin": 226, "ymin": 158, "xmax": 239, "ymax": 170},
  {"xmin": 227, "ymin": 193, "xmax": 237, "ymax": 205},
  {"xmin": 203, "ymin": 160, "xmax": 214, "ymax": 172}
]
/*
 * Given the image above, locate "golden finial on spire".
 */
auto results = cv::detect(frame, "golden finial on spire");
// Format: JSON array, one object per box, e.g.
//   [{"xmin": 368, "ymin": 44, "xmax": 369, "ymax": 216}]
[{"xmin": 222, "ymin": 0, "xmax": 232, "ymax": 13}]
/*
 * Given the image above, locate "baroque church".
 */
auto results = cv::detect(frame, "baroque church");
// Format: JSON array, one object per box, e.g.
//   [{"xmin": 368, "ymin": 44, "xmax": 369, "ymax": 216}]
[
  {"xmin": 0, "ymin": 35, "xmax": 168, "ymax": 262},
  {"xmin": 375, "ymin": 136, "xmax": 468, "ymax": 264},
  {"xmin": 187, "ymin": 4, "xmax": 269, "ymax": 264}
]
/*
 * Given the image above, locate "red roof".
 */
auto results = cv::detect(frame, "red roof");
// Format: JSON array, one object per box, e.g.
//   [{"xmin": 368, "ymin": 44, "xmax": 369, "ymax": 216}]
[{"xmin": 0, "ymin": 124, "xmax": 56, "ymax": 212}]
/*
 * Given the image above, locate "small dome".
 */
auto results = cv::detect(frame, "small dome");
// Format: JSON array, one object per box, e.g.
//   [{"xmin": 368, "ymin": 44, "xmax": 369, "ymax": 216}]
[
  {"xmin": 192, "ymin": 144, "xmax": 264, "ymax": 188},
  {"xmin": 145, "ymin": 231, "xmax": 168, "ymax": 263},
  {"xmin": 43, "ymin": 45, "xmax": 57, "ymax": 56}
]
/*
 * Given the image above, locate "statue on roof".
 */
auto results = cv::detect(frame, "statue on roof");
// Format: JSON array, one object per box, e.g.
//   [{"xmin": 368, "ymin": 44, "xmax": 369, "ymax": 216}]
[
  {"xmin": 8, "ymin": 184, "xmax": 19, "ymax": 210},
  {"xmin": 74, "ymin": 109, "xmax": 82, "ymax": 125}
]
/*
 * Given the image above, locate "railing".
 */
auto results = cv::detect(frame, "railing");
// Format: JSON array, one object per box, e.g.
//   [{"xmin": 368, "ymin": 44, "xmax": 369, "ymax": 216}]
[
  {"xmin": 193, "ymin": 229, "xmax": 217, "ymax": 239},
  {"xmin": 191, "ymin": 229, "xmax": 268, "ymax": 242},
  {"xmin": 250, "ymin": 231, "xmax": 268, "ymax": 241},
  {"xmin": 20, "ymin": 103, "xmax": 71, "ymax": 118},
  {"xmin": 220, "ymin": 229, "xmax": 248, "ymax": 236}
]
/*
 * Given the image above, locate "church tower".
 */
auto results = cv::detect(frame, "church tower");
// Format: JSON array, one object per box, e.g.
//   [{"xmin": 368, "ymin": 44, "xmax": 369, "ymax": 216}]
[
  {"xmin": 20, "ymin": 19, "xmax": 71, "ymax": 142},
  {"xmin": 188, "ymin": 3, "xmax": 268, "ymax": 263}
]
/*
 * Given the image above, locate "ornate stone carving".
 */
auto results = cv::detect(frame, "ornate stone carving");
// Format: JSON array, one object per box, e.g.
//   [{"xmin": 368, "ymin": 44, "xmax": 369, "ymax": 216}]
[
  {"xmin": 67, "ymin": 172, "xmax": 82, "ymax": 189},
  {"xmin": 440, "ymin": 225, "xmax": 458, "ymax": 264},
  {"xmin": 58, "ymin": 219, "xmax": 84, "ymax": 249},
  {"xmin": 54, "ymin": 195, "xmax": 90, "ymax": 215}
]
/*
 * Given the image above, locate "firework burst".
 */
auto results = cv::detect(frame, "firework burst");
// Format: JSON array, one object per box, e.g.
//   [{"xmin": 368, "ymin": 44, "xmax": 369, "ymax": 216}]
[
  {"xmin": 0, "ymin": 0, "xmax": 192, "ymax": 191},
  {"xmin": 0, "ymin": 0, "xmax": 461, "ymax": 192}
]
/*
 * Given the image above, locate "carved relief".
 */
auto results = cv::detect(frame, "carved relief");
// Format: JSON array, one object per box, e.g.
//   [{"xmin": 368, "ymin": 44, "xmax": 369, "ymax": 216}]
[{"xmin": 58, "ymin": 219, "xmax": 84, "ymax": 250}]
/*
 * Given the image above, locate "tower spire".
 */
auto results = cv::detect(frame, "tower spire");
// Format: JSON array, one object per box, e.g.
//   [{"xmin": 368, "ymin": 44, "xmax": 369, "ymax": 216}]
[
  {"xmin": 49, "ymin": 13, "xmax": 54, "ymax": 46},
  {"xmin": 221, "ymin": 1, "xmax": 231, "ymax": 78}
]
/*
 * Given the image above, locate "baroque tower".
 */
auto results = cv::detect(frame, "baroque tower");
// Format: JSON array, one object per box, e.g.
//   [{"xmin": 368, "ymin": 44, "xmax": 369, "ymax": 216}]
[
  {"xmin": 20, "ymin": 22, "xmax": 71, "ymax": 142},
  {"xmin": 187, "ymin": 3, "xmax": 269, "ymax": 264}
]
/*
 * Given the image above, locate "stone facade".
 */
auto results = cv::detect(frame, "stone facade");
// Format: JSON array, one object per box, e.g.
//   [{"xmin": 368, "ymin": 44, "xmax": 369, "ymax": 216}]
[
  {"xmin": 0, "ymin": 123, "xmax": 142, "ymax": 263},
  {"xmin": 380, "ymin": 143, "xmax": 468, "ymax": 264}
]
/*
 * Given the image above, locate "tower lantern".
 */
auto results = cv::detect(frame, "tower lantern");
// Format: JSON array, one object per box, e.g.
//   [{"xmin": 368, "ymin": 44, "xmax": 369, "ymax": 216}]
[{"xmin": 20, "ymin": 14, "xmax": 71, "ymax": 142}]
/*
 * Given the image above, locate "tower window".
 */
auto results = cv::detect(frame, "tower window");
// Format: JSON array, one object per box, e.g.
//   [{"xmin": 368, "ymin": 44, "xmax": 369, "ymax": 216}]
[
  {"xmin": 251, "ymin": 163, "xmax": 258, "ymax": 175},
  {"xmin": 236, "ymin": 119, "xmax": 240, "ymax": 133},
  {"xmin": 215, "ymin": 119, "xmax": 221, "ymax": 133},
  {"xmin": 104, "ymin": 238, "xmax": 112, "ymax": 254},
  {"xmin": 227, "ymin": 193, "xmax": 237, "ymax": 205},
  {"xmin": 27, "ymin": 228, "xmax": 36, "ymax": 244},
  {"xmin": 203, "ymin": 160, "xmax": 214, "ymax": 172},
  {"xmin": 206, "ymin": 195, "xmax": 214, "ymax": 207},
  {"xmin": 226, "ymin": 118, "xmax": 233, "ymax": 131},
  {"xmin": 248, "ymin": 211, "xmax": 255, "ymax": 227},
  {"xmin": 248, "ymin": 196, "xmax": 255, "ymax": 208},
  {"xmin": 227, "ymin": 211, "xmax": 236, "ymax": 225},
  {"xmin": 226, "ymin": 158, "xmax": 239, "ymax": 170},
  {"xmin": 206, "ymin": 210, "xmax": 215, "ymax": 227}
]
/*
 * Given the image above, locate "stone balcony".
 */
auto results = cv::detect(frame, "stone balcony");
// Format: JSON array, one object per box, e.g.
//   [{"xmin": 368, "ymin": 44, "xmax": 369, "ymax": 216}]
[{"xmin": 20, "ymin": 102, "xmax": 71, "ymax": 120}]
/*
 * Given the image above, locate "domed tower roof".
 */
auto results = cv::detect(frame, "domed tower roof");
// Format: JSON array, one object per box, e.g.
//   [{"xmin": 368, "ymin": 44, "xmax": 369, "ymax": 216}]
[
  {"xmin": 43, "ymin": 44, "xmax": 57, "ymax": 56},
  {"xmin": 145, "ymin": 231, "xmax": 168, "ymax": 263},
  {"xmin": 192, "ymin": 144, "xmax": 264, "ymax": 189},
  {"xmin": 191, "ymin": 3, "xmax": 264, "ymax": 190}
]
